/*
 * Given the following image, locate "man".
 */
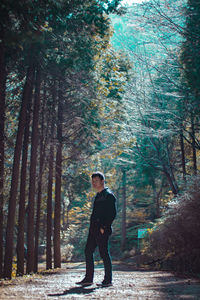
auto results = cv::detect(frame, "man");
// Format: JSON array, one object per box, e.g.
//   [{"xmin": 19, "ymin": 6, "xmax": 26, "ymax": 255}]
[{"xmin": 76, "ymin": 171, "xmax": 117, "ymax": 287}]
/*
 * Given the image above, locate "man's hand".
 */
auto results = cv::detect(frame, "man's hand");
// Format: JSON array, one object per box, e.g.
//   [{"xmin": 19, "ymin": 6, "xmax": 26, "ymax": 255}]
[{"xmin": 100, "ymin": 227, "xmax": 104, "ymax": 234}]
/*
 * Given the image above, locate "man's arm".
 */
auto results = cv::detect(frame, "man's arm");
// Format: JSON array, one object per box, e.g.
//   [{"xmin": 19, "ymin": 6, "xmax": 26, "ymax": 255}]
[{"xmin": 99, "ymin": 194, "xmax": 117, "ymax": 232}]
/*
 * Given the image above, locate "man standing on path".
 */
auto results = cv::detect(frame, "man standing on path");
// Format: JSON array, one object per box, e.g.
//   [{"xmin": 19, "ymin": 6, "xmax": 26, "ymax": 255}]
[{"xmin": 76, "ymin": 172, "xmax": 117, "ymax": 287}]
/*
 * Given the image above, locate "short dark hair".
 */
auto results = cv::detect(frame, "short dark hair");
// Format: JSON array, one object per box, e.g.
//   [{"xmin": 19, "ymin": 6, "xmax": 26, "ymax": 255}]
[{"xmin": 91, "ymin": 172, "xmax": 105, "ymax": 181}]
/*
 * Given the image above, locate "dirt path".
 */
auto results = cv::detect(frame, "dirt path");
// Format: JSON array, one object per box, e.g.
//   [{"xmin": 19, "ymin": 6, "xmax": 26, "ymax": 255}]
[{"xmin": 0, "ymin": 262, "xmax": 200, "ymax": 299}]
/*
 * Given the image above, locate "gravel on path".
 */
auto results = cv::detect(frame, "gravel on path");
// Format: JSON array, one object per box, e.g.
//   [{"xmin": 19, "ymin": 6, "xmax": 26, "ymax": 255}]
[{"xmin": 0, "ymin": 262, "xmax": 200, "ymax": 299}]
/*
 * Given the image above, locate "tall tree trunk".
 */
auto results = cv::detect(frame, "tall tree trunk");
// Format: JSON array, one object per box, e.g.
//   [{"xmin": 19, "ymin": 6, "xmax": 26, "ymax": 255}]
[
  {"xmin": 34, "ymin": 85, "xmax": 47, "ymax": 273},
  {"xmin": 152, "ymin": 178, "xmax": 163, "ymax": 219},
  {"xmin": 46, "ymin": 83, "xmax": 56, "ymax": 270},
  {"xmin": 180, "ymin": 129, "xmax": 186, "ymax": 180},
  {"xmin": 3, "ymin": 64, "xmax": 35, "ymax": 279},
  {"xmin": 26, "ymin": 68, "xmax": 41, "ymax": 274},
  {"xmin": 34, "ymin": 128, "xmax": 44, "ymax": 272},
  {"xmin": 54, "ymin": 81, "xmax": 63, "ymax": 268},
  {"xmin": 46, "ymin": 141, "xmax": 54, "ymax": 270},
  {"xmin": 16, "ymin": 83, "xmax": 33, "ymax": 276},
  {"xmin": 191, "ymin": 113, "xmax": 197, "ymax": 175},
  {"xmin": 62, "ymin": 200, "xmax": 66, "ymax": 231},
  {"xmin": 163, "ymin": 167, "xmax": 178, "ymax": 195},
  {"xmin": 165, "ymin": 141, "xmax": 179, "ymax": 194},
  {"xmin": 121, "ymin": 169, "xmax": 126, "ymax": 251},
  {"xmin": 0, "ymin": 40, "xmax": 6, "ymax": 278}
]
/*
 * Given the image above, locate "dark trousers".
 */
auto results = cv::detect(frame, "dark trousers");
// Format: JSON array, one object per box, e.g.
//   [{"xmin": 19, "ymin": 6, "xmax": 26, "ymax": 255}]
[{"xmin": 84, "ymin": 229, "xmax": 112, "ymax": 282}]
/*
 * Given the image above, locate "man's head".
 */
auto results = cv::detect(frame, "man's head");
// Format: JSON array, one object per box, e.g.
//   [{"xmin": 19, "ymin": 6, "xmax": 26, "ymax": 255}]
[{"xmin": 91, "ymin": 172, "xmax": 105, "ymax": 192}]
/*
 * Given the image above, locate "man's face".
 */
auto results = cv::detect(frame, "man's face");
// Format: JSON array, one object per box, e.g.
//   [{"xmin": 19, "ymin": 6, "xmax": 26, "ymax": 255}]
[{"xmin": 92, "ymin": 176, "xmax": 104, "ymax": 192}]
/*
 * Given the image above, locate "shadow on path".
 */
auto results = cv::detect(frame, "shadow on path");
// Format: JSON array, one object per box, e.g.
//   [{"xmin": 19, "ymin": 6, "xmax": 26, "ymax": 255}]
[
  {"xmin": 48, "ymin": 285, "xmax": 100, "ymax": 297},
  {"xmin": 152, "ymin": 275, "xmax": 200, "ymax": 299}
]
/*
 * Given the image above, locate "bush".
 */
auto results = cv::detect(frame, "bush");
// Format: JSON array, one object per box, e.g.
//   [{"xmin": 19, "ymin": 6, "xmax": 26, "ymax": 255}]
[
  {"xmin": 62, "ymin": 224, "xmax": 89, "ymax": 261},
  {"xmin": 142, "ymin": 176, "xmax": 200, "ymax": 274},
  {"xmin": 61, "ymin": 244, "xmax": 74, "ymax": 262}
]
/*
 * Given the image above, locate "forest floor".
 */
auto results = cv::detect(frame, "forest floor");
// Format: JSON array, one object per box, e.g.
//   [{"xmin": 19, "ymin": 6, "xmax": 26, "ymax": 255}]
[{"xmin": 0, "ymin": 262, "xmax": 200, "ymax": 299}]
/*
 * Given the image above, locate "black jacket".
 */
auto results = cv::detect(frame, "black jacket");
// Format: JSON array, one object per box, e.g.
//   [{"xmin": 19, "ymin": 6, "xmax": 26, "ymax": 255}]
[{"xmin": 90, "ymin": 187, "xmax": 117, "ymax": 232}]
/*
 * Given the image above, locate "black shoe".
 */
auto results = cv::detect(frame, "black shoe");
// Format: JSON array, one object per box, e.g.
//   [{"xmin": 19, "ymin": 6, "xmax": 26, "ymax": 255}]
[
  {"xmin": 76, "ymin": 278, "xmax": 93, "ymax": 286},
  {"xmin": 97, "ymin": 280, "xmax": 112, "ymax": 287}
]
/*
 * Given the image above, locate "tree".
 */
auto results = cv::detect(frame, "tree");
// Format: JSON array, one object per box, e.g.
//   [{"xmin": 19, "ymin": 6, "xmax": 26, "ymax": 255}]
[
  {"xmin": 0, "ymin": 36, "xmax": 6, "ymax": 278},
  {"xmin": 16, "ymin": 79, "xmax": 33, "ymax": 275},
  {"xmin": 34, "ymin": 85, "xmax": 48, "ymax": 272},
  {"xmin": 181, "ymin": 0, "xmax": 200, "ymax": 175},
  {"xmin": 46, "ymin": 123, "xmax": 55, "ymax": 270},
  {"xmin": 26, "ymin": 68, "xmax": 41, "ymax": 274},
  {"xmin": 53, "ymin": 81, "xmax": 63, "ymax": 269},
  {"xmin": 4, "ymin": 63, "xmax": 35, "ymax": 278},
  {"xmin": 2, "ymin": 0, "xmax": 125, "ymax": 278}
]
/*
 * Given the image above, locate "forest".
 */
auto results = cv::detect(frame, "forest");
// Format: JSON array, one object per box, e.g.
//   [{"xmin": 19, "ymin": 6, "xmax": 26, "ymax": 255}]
[{"xmin": 0, "ymin": 0, "xmax": 200, "ymax": 280}]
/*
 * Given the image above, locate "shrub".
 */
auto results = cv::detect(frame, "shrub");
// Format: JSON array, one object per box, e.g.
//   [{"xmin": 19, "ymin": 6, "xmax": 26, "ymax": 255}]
[
  {"xmin": 61, "ymin": 244, "xmax": 74, "ymax": 262},
  {"xmin": 142, "ymin": 176, "xmax": 200, "ymax": 274}
]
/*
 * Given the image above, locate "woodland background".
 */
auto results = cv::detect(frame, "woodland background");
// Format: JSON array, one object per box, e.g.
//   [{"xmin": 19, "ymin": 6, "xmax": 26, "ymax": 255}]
[{"xmin": 0, "ymin": 0, "xmax": 200, "ymax": 279}]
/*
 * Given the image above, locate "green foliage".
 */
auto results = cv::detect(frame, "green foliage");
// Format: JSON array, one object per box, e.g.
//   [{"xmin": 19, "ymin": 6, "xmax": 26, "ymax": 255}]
[{"xmin": 181, "ymin": 0, "xmax": 200, "ymax": 98}]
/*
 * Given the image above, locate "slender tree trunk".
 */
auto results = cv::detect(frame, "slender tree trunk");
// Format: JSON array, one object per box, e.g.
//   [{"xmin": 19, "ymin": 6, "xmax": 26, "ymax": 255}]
[
  {"xmin": 191, "ymin": 113, "xmax": 197, "ymax": 175},
  {"xmin": 16, "ymin": 83, "xmax": 33, "ymax": 276},
  {"xmin": 46, "ymin": 141, "xmax": 54, "ymax": 270},
  {"xmin": 34, "ymin": 84, "xmax": 47, "ymax": 273},
  {"xmin": 26, "ymin": 68, "xmax": 41, "ymax": 274},
  {"xmin": 0, "ymin": 40, "xmax": 6, "ymax": 278},
  {"xmin": 46, "ymin": 83, "xmax": 56, "ymax": 270},
  {"xmin": 34, "ymin": 125, "xmax": 45, "ymax": 272},
  {"xmin": 165, "ymin": 141, "xmax": 179, "ymax": 194},
  {"xmin": 66, "ymin": 208, "xmax": 69, "ymax": 230},
  {"xmin": 180, "ymin": 129, "xmax": 186, "ymax": 180},
  {"xmin": 155, "ymin": 191, "xmax": 160, "ymax": 218},
  {"xmin": 3, "ymin": 64, "xmax": 35, "ymax": 279},
  {"xmin": 170, "ymin": 170, "xmax": 179, "ymax": 193},
  {"xmin": 54, "ymin": 81, "xmax": 63, "ymax": 268},
  {"xmin": 163, "ymin": 167, "xmax": 178, "ymax": 195},
  {"xmin": 62, "ymin": 200, "xmax": 65, "ymax": 231},
  {"xmin": 152, "ymin": 178, "xmax": 163, "ymax": 219},
  {"xmin": 152, "ymin": 182, "xmax": 159, "ymax": 219},
  {"xmin": 34, "ymin": 146, "xmax": 44, "ymax": 273},
  {"xmin": 121, "ymin": 169, "xmax": 126, "ymax": 251}
]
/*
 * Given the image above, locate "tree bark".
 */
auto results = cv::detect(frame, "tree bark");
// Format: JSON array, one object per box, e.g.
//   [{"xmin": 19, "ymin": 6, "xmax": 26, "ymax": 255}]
[
  {"xmin": 121, "ymin": 169, "xmax": 126, "ymax": 251},
  {"xmin": 46, "ymin": 140, "xmax": 54, "ymax": 270},
  {"xmin": 180, "ymin": 129, "xmax": 186, "ymax": 180},
  {"xmin": 26, "ymin": 68, "xmax": 41, "ymax": 274},
  {"xmin": 54, "ymin": 81, "xmax": 63, "ymax": 268},
  {"xmin": 191, "ymin": 113, "xmax": 197, "ymax": 175},
  {"xmin": 3, "ymin": 64, "xmax": 35, "ymax": 279},
  {"xmin": 16, "ymin": 81, "xmax": 33, "ymax": 276},
  {"xmin": 0, "ymin": 40, "xmax": 6, "ymax": 278},
  {"xmin": 46, "ymin": 83, "xmax": 56, "ymax": 270},
  {"xmin": 163, "ymin": 167, "xmax": 178, "ymax": 195},
  {"xmin": 152, "ymin": 178, "xmax": 163, "ymax": 219},
  {"xmin": 34, "ymin": 103, "xmax": 46, "ymax": 273}
]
